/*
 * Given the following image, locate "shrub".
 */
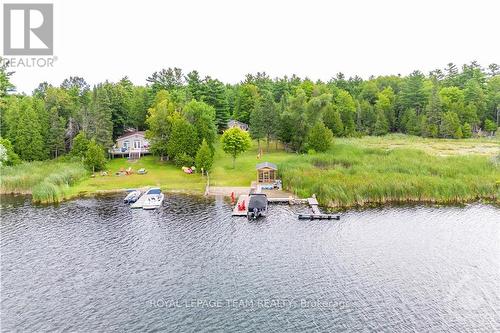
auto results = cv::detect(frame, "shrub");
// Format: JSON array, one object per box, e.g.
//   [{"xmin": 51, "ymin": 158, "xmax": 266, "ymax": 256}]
[
  {"xmin": 306, "ymin": 122, "xmax": 333, "ymax": 152},
  {"xmin": 84, "ymin": 139, "xmax": 106, "ymax": 172},
  {"xmin": 195, "ymin": 139, "xmax": 213, "ymax": 173},
  {"xmin": 174, "ymin": 152, "xmax": 194, "ymax": 167},
  {"xmin": 0, "ymin": 137, "xmax": 20, "ymax": 166}
]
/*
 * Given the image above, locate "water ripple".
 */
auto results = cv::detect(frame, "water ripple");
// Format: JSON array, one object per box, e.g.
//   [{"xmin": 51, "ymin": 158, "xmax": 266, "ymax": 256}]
[{"xmin": 1, "ymin": 195, "xmax": 499, "ymax": 332}]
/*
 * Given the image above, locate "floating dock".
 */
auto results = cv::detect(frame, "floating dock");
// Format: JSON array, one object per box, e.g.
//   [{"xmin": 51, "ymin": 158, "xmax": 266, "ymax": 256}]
[
  {"xmin": 299, "ymin": 196, "xmax": 340, "ymax": 220},
  {"xmin": 130, "ymin": 191, "xmax": 148, "ymax": 209},
  {"xmin": 308, "ymin": 197, "xmax": 321, "ymax": 214},
  {"xmin": 230, "ymin": 192, "xmax": 340, "ymax": 221},
  {"xmin": 298, "ymin": 213, "xmax": 340, "ymax": 220},
  {"xmin": 232, "ymin": 194, "xmax": 249, "ymax": 216}
]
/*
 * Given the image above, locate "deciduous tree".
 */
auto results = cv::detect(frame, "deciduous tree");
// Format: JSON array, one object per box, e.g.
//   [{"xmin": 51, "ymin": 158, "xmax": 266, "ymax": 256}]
[{"xmin": 221, "ymin": 127, "xmax": 251, "ymax": 168}]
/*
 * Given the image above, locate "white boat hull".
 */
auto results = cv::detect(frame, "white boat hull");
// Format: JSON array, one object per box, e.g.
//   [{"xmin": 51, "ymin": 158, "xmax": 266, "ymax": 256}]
[{"xmin": 142, "ymin": 193, "xmax": 164, "ymax": 210}]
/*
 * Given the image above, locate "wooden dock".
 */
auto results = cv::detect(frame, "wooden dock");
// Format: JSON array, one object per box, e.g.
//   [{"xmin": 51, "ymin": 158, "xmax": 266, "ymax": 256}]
[
  {"xmin": 232, "ymin": 194, "xmax": 249, "ymax": 216},
  {"xmin": 298, "ymin": 213, "xmax": 340, "ymax": 220},
  {"xmin": 308, "ymin": 197, "xmax": 321, "ymax": 214},
  {"xmin": 300, "ymin": 196, "xmax": 340, "ymax": 220},
  {"xmin": 130, "ymin": 191, "xmax": 148, "ymax": 209}
]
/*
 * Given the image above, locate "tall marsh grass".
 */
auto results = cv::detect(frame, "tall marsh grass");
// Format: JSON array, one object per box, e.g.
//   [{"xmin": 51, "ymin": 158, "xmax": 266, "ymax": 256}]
[
  {"xmin": 280, "ymin": 144, "xmax": 500, "ymax": 208},
  {"xmin": 0, "ymin": 161, "xmax": 87, "ymax": 203}
]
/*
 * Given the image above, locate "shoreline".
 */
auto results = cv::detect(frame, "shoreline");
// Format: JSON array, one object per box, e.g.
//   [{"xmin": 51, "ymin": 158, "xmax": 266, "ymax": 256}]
[{"xmin": 2, "ymin": 187, "xmax": 497, "ymax": 210}]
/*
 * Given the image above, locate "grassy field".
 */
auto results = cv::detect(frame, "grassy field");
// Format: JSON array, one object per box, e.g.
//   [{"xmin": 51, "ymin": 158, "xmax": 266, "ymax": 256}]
[
  {"xmin": 280, "ymin": 144, "xmax": 499, "ymax": 208},
  {"xmin": 0, "ymin": 160, "xmax": 86, "ymax": 202},
  {"xmin": 340, "ymin": 134, "xmax": 499, "ymax": 156},
  {"xmin": 1, "ymin": 135, "xmax": 499, "ymax": 206}
]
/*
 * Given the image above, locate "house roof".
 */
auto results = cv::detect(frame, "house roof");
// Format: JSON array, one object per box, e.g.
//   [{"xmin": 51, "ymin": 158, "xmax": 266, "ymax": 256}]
[
  {"xmin": 116, "ymin": 131, "xmax": 146, "ymax": 140},
  {"xmin": 256, "ymin": 162, "xmax": 277, "ymax": 170},
  {"xmin": 228, "ymin": 119, "xmax": 248, "ymax": 127}
]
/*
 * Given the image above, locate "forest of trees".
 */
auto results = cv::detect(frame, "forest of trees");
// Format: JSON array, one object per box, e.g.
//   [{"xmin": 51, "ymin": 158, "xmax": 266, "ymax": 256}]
[{"xmin": 0, "ymin": 59, "xmax": 499, "ymax": 165}]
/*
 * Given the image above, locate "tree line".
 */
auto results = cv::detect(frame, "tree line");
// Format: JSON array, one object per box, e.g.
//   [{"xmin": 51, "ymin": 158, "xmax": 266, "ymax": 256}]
[{"xmin": 0, "ymin": 60, "xmax": 498, "ymax": 167}]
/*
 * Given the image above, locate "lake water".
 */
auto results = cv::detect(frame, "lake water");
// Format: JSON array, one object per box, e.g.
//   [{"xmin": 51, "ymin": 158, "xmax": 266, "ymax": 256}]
[{"xmin": 1, "ymin": 195, "xmax": 499, "ymax": 332}]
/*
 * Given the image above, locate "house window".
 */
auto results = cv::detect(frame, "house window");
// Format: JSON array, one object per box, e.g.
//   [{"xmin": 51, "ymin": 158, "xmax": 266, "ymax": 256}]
[
  {"xmin": 123, "ymin": 141, "xmax": 129, "ymax": 149},
  {"xmin": 134, "ymin": 140, "xmax": 141, "ymax": 149}
]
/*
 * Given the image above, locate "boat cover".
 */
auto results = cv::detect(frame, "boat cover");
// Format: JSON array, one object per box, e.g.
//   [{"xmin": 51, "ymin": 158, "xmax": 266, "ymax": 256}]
[{"xmin": 248, "ymin": 194, "xmax": 267, "ymax": 211}]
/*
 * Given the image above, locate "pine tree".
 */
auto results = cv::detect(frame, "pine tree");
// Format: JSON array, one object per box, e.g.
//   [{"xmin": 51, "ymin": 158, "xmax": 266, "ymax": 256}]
[
  {"xmin": 47, "ymin": 107, "xmax": 67, "ymax": 158},
  {"xmin": 401, "ymin": 108, "xmax": 419, "ymax": 135},
  {"xmin": 71, "ymin": 132, "xmax": 90, "ymax": 159},
  {"xmin": 306, "ymin": 122, "xmax": 334, "ymax": 152},
  {"xmin": 234, "ymin": 83, "xmax": 259, "ymax": 124},
  {"xmin": 84, "ymin": 139, "xmax": 106, "ymax": 172},
  {"xmin": 399, "ymin": 71, "xmax": 428, "ymax": 115},
  {"xmin": 440, "ymin": 112, "xmax": 462, "ymax": 138},
  {"xmin": 425, "ymin": 82, "xmax": 442, "ymax": 138},
  {"xmin": 483, "ymin": 119, "xmax": 497, "ymax": 136},
  {"xmin": 202, "ymin": 78, "xmax": 230, "ymax": 131},
  {"xmin": 195, "ymin": 139, "xmax": 214, "ymax": 174},
  {"xmin": 166, "ymin": 114, "xmax": 199, "ymax": 160},
  {"xmin": 373, "ymin": 110, "xmax": 389, "ymax": 136},
  {"xmin": 183, "ymin": 100, "xmax": 217, "ymax": 149},
  {"xmin": 250, "ymin": 91, "xmax": 278, "ymax": 151},
  {"xmin": 13, "ymin": 98, "xmax": 47, "ymax": 161},
  {"xmin": 462, "ymin": 123, "xmax": 472, "ymax": 138},
  {"xmin": 88, "ymin": 86, "xmax": 113, "ymax": 148}
]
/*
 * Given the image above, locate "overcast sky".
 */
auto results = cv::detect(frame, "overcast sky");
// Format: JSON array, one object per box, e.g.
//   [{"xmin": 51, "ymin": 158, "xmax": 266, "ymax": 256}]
[{"xmin": 3, "ymin": 0, "xmax": 500, "ymax": 93}]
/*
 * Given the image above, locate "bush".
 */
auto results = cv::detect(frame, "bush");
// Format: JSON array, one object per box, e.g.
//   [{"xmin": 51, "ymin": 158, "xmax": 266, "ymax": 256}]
[
  {"xmin": 306, "ymin": 122, "xmax": 334, "ymax": 152},
  {"xmin": 0, "ymin": 137, "xmax": 21, "ymax": 166},
  {"xmin": 484, "ymin": 119, "xmax": 497, "ymax": 135},
  {"xmin": 173, "ymin": 152, "xmax": 194, "ymax": 167},
  {"xmin": 195, "ymin": 139, "xmax": 213, "ymax": 173},
  {"xmin": 84, "ymin": 139, "xmax": 106, "ymax": 172},
  {"xmin": 462, "ymin": 123, "xmax": 472, "ymax": 138},
  {"xmin": 71, "ymin": 132, "xmax": 90, "ymax": 159}
]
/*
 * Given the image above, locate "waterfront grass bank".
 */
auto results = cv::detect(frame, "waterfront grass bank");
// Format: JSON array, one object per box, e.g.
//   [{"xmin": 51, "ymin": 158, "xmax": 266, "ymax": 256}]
[{"xmin": 280, "ymin": 143, "xmax": 499, "ymax": 207}]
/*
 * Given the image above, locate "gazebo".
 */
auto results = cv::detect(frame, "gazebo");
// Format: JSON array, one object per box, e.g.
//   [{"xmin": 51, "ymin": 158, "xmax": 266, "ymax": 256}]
[{"xmin": 256, "ymin": 162, "xmax": 278, "ymax": 183}]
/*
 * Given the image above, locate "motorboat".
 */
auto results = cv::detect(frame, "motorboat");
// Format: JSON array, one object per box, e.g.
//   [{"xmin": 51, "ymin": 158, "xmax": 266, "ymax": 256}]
[
  {"xmin": 247, "ymin": 193, "xmax": 268, "ymax": 220},
  {"xmin": 124, "ymin": 189, "xmax": 141, "ymax": 204},
  {"xmin": 142, "ymin": 188, "xmax": 164, "ymax": 210}
]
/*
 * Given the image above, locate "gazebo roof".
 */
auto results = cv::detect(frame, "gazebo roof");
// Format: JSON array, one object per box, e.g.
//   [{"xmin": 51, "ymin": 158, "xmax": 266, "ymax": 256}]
[{"xmin": 256, "ymin": 162, "xmax": 277, "ymax": 170}]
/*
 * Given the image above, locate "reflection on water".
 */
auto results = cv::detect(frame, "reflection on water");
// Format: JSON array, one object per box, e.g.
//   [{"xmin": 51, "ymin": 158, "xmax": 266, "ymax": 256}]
[{"xmin": 1, "ymin": 194, "xmax": 499, "ymax": 332}]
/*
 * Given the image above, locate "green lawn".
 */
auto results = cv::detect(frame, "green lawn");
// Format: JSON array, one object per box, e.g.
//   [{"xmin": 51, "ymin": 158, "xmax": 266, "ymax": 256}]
[
  {"xmin": 70, "ymin": 140, "xmax": 291, "ymax": 196},
  {"xmin": 209, "ymin": 140, "xmax": 291, "ymax": 186},
  {"xmin": 70, "ymin": 156, "xmax": 206, "ymax": 195}
]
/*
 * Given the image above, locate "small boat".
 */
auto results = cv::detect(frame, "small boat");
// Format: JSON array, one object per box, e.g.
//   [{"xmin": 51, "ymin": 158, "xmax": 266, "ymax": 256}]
[
  {"xmin": 124, "ymin": 189, "xmax": 141, "ymax": 204},
  {"xmin": 247, "ymin": 193, "xmax": 268, "ymax": 220},
  {"xmin": 142, "ymin": 188, "xmax": 164, "ymax": 210}
]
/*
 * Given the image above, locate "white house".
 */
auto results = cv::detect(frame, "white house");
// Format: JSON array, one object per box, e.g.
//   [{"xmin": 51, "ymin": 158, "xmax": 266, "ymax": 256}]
[{"xmin": 110, "ymin": 130, "xmax": 150, "ymax": 158}]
